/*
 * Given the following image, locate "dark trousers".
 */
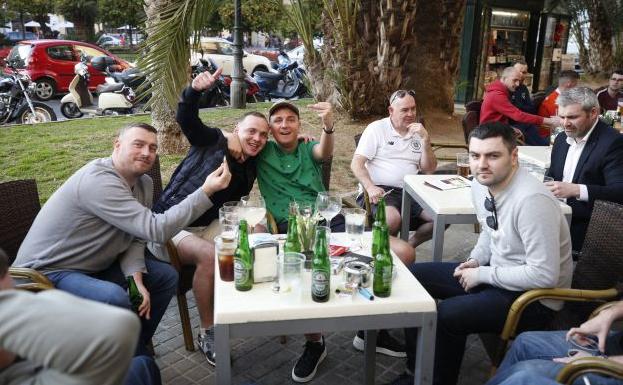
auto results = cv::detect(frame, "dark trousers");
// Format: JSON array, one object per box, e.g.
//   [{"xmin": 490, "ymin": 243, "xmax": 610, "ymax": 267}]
[
  {"xmin": 277, "ymin": 213, "xmax": 346, "ymax": 234},
  {"xmin": 405, "ymin": 262, "xmax": 555, "ymax": 385}
]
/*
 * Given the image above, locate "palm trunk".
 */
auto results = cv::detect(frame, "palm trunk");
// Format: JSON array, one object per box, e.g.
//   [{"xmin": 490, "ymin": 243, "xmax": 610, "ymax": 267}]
[
  {"xmin": 586, "ymin": 0, "xmax": 614, "ymax": 74},
  {"xmin": 144, "ymin": 0, "xmax": 188, "ymax": 154}
]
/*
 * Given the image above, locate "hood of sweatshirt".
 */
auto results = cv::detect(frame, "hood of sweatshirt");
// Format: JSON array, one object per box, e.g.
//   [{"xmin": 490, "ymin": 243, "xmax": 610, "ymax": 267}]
[{"xmin": 485, "ymin": 80, "xmax": 510, "ymax": 96}]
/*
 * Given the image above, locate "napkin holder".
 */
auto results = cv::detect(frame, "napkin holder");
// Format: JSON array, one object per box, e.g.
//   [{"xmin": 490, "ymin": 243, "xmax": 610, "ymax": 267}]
[{"xmin": 252, "ymin": 241, "xmax": 278, "ymax": 283}]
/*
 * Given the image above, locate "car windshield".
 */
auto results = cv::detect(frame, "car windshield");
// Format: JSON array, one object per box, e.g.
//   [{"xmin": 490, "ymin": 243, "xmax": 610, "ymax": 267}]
[{"xmin": 6, "ymin": 44, "xmax": 32, "ymax": 68}]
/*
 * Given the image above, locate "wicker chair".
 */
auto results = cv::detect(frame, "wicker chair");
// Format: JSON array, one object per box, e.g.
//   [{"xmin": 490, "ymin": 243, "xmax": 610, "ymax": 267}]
[
  {"xmin": 145, "ymin": 156, "xmax": 196, "ymax": 352},
  {"xmin": 0, "ymin": 179, "xmax": 53, "ymax": 291},
  {"xmin": 489, "ymin": 200, "xmax": 623, "ymax": 373}
]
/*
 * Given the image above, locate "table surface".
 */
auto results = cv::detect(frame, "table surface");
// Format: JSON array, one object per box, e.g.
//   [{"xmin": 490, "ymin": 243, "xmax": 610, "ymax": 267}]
[
  {"xmin": 214, "ymin": 232, "xmax": 436, "ymax": 325},
  {"xmin": 403, "ymin": 174, "xmax": 572, "ymax": 216},
  {"xmin": 518, "ymin": 145, "xmax": 552, "ymax": 169}
]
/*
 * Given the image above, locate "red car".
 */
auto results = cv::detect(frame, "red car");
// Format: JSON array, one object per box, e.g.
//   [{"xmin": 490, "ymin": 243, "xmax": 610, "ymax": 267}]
[{"xmin": 4, "ymin": 39, "xmax": 131, "ymax": 101}]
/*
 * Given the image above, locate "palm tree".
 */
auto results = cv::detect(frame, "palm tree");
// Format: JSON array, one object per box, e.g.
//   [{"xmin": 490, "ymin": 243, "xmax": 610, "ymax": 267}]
[{"xmin": 141, "ymin": 0, "xmax": 220, "ymax": 153}]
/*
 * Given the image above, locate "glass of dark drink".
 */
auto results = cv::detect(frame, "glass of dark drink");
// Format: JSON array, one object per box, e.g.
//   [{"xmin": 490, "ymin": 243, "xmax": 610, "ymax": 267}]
[
  {"xmin": 215, "ymin": 235, "xmax": 237, "ymax": 282},
  {"xmin": 456, "ymin": 152, "xmax": 470, "ymax": 178}
]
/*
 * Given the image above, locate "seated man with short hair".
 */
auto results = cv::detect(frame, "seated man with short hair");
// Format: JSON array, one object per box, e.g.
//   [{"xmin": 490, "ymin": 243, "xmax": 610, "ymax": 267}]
[
  {"xmin": 351, "ymin": 89, "xmax": 436, "ymax": 259},
  {"xmin": 13, "ymin": 122, "xmax": 232, "ymax": 357}
]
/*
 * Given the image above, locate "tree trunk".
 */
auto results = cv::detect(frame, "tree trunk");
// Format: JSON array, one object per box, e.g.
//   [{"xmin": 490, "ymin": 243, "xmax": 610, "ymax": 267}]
[
  {"xmin": 73, "ymin": 17, "xmax": 95, "ymax": 42},
  {"xmin": 144, "ymin": 0, "xmax": 188, "ymax": 154},
  {"xmin": 586, "ymin": 0, "xmax": 614, "ymax": 74},
  {"xmin": 407, "ymin": 0, "xmax": 465, "ymax": 114}
]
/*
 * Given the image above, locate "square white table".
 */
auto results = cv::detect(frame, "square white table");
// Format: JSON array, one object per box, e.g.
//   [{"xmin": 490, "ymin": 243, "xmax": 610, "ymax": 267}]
[
  {"xmin": 214, "ymin": 232, "xmax": 437, "ymax": 385},
  {"xmin": 518, "ymin": 146, "xmax": 552, "ymax": 169},
  {"xmin": 400, "ymin": 174, "xmax": 572, "ymax": 262}
]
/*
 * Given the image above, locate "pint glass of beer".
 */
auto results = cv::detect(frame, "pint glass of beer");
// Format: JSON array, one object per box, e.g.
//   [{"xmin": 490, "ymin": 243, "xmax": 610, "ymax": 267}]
[
  {"xmin": 215, "ymin": 235, "xmax": 237, "ymax": 282},
  {"xmin": 456, "ymin": 152, "xmax": 470, "ymax": 178}
]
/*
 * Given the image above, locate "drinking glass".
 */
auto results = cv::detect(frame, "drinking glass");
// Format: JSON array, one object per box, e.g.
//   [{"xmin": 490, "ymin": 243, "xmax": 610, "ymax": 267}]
[
  {"xmin": 342, "ymin": 207, "xmax": 366, "ymax": 248},
  {"xmin": 215, "ymin": 235, "xmax": 237, "ymax": 282},
  {"xmin": 315, "ymin": 192, "xmax": 342, "ymax": 229},
  {"xmin": 240, "ymin": 194, "xmax": 266, "ymax": 232},
  {"xmin": 279, "ymin": 252, "xmax": 305, "ymax": 296},
  {"xmin": 219, "ymin": 206, "xmax": 239, "ymax": 240},
  {"xmin": 456, "ymin": 152, "xmax": 470, "ymax": 178}
]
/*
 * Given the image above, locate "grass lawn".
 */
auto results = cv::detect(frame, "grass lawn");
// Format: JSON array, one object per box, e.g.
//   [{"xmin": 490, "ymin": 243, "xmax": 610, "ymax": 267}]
[{"xmin": 0, "ymin": 100, "xmax": 464, "ymax": 203}]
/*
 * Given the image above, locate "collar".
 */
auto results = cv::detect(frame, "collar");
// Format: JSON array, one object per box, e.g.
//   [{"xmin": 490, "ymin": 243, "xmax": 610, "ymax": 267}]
[
  {"xmin": 565, "ymin": 119, "xmax": 598, "ymax": 146},
  {"xmin": 388, "ymin": 117, "xmax": 411, "ymax": 138}
]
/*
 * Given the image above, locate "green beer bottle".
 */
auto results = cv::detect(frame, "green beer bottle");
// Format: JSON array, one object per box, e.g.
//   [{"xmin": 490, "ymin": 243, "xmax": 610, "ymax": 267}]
[
  {"xmin": 371, "ymin": 196, "xmax": 387, "ymax": 257},
  {"xmin": 234, "ymin": 219, "xmax": 254, "ymax": 291},
  {"xmin": 373, "ymin": 225, "xmax": 393, "ymax": 297},
  {"xmin": 127, "ymin": 276, "xmax": 143, "ymax": 313},
  {"xmin": 311, "ymin": 226, "xmax": 330, "ymax": 302},
  {"xmin": 376, "ymin": 196, "xmax": 387, "ymax": 226},
  {"xmin": 284, "ymin": 212, "xmax": 302, "ymax": 253}
]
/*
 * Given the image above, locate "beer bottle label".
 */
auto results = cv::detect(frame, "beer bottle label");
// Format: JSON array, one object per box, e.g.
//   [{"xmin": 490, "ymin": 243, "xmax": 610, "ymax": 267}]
[
  {"xmin": 312, "ymin": 271, "xmax": 329, "ymax": 296},
  {"xmin": 380, "ymin": 265, "xmax": 393, "ymax": 285},
  {"xmin": 234, "ymin": 259, "xmax": 249, "ymax": 283}
]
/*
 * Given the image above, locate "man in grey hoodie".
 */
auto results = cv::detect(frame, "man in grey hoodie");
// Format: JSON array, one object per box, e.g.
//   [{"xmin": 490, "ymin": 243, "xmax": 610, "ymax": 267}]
[
  {"xmin": 13, "ymin": 122, "xmax": 232, "ymax": 355},
  {"xmin": 388, "ymin": 122, "xmax": 573, "ymax": 385}
]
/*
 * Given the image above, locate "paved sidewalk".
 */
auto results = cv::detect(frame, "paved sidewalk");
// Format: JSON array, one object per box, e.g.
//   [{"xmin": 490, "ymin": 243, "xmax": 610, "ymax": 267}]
[{"xmin": 154, "ymin": 224, "xmax": 491, "ymax": 385}]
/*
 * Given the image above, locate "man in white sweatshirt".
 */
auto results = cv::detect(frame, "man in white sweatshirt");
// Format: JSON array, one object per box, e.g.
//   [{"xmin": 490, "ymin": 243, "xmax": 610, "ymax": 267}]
[{"xmin": 388, "ymin": 121, "xmax": 573, "ymax": 385}]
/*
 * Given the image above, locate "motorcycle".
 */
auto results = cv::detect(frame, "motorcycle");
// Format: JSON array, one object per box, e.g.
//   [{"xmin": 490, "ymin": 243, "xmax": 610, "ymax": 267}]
[
  {"xmin": 60, "ymin": 55, "xmax": 145, "ymax": 118},
  {"xmin": 0, "ymin": 61, "xmax": 57, "ymax": 124},
  {"xmin": 253, "ymin": 51, "xmax": 308, "ymax": 100}
]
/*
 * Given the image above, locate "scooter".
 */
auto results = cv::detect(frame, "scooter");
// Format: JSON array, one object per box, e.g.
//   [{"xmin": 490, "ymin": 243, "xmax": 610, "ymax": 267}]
[
  {"xmin": 253, "ymin": 51, "xmax": 308, "ymax": 100},
  {"xmin": 60, "ymin": 55, "xmax": 142, "ymax": 118}
]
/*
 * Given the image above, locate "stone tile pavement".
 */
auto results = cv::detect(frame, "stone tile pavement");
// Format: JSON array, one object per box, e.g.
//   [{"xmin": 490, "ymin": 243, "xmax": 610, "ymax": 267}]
[{"xmin": 154, "ymin": 225, "xmax": 492, "ymax": 385}]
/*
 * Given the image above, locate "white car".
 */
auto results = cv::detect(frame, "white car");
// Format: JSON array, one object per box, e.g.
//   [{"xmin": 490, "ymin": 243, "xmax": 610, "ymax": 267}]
[
  {"xmin": 286, "ymin": 41, "xmax": 322, "ymax": 70},
  {"xmin": 195, "ymin": 37, "xmax": 275, "ymax": 76}
]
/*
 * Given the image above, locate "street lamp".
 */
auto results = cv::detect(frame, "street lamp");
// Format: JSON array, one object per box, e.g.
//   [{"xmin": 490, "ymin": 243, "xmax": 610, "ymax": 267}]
[{"xmin": 231, "ymin": 0, "xmax": 246, "ymax": 108}]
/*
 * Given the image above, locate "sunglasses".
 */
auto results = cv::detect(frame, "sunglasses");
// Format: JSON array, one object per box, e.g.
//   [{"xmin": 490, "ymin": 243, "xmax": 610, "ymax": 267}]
[
  {"xmin": 484, "ymin": 196, "xmax": 498, "ymax": 231},
  {"xmin": 389, "ymin": 89, "xmax": 416, "ymax": 105}
]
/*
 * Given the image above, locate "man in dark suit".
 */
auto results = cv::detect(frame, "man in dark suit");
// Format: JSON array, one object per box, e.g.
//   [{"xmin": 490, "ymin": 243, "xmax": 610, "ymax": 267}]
[{"xmin": 546, "ymin": 87, "xmax": 623, "ymax": 253}]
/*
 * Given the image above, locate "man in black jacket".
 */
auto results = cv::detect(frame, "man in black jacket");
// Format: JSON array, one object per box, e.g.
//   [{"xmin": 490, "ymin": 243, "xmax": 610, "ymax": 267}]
[
  {"xmin": 149, "ymin": 68, "xmax": 270, "ymax": 366},
  {"xmin": 546, "ymin": 86, "xmax": 623, "ymax": 254}
]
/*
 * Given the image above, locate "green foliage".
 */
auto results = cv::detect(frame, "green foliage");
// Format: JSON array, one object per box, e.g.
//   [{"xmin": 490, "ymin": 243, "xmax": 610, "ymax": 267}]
[
  {"xmin": 98, "ymin": 0, "xmax": 145, "ymax": 28},
  {"xmin": 55, "ymin": 0, "xmax": 98, "ymax": 20},
  {"xmin": 5, "ymin": 0, "xmax": 54, "ymax": 20},
  {"xmin": 284, "ymin": 0, "xmax": 322, "ymax": 62},
  {"xmin": 219, "ymin": 0, "xmax": 284, "ymax": 33}
]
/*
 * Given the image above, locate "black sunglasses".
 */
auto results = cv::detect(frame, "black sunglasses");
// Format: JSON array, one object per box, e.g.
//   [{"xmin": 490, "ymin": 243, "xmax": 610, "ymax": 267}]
[
  {"xmin": 484, "ymin": 196, "xmax": 498, "ymax": 231},
  {"xmin": 389, "ymin": 89, "xmax": 416, "ymax": 105}
]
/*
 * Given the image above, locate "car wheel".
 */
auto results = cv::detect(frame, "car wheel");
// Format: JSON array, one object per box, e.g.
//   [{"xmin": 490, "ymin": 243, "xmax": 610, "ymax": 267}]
[
  {"xmin": 251, "ymin": 66, "xmax": 268, "ymax": 76},
  {"xmin": 34, "ymin": 79, "xmax": 55, "ymax": 101}
]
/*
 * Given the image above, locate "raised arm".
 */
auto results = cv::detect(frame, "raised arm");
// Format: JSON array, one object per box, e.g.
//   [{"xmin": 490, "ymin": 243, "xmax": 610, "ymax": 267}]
[{"xmin": 310, "ymin": 102, "xmax": 335, "ymax": 161}]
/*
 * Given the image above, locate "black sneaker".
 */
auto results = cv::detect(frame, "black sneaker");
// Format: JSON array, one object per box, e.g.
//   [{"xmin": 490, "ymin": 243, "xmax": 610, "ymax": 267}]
[
  {"xmin": 385, "ymin": 373, "xmax": 414, "ymax": 385},
  {"xmin": 197, "ymin": 327, "xmax": 216, "ymax": 366},
  {"xmin": 353, "ymin": 330, "xmax": 406, "ymax": 358},
  {"xmin": 291, "ymin": 337, "xmax": 327, "ymax": 383}
]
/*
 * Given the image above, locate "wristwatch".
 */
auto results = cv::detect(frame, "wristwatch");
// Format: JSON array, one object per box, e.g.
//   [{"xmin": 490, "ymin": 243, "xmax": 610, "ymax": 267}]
[{"xmin": 323, "ymin": 124, "xmax": 335, "ymax": 134}]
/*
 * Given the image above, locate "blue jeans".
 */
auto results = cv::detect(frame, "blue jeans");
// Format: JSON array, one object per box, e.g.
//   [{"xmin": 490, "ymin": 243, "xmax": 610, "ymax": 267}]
[
  {"xmin": 487, "ymin": 331, "xmax": 623, "ymax": 385},
  {"xmin": 125, "ymin": 356, "xmax": 162, "ymax": 385},
  {"xmin": 46, "ymin": 256, "xmax": 178, "ymax": 356},
  {"xmin": 405, "ymin": 262, "xmax": 555, "ymax": 385}
]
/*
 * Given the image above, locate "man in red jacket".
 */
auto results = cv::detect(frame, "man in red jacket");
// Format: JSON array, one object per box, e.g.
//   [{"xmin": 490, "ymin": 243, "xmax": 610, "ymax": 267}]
[{"xmin": 480, "ymin": 67, "xmax": 561, "ymax": 129}]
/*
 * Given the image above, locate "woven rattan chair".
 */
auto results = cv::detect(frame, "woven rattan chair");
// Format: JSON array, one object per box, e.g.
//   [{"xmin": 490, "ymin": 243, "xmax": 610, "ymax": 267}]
[
  {"xmin": 489, "ymin": 200, "xmax": 623, "ymax": 374},
  {"xmin": 0, "ymin": 179, "xmax": 53, "ymax": 291},
  {"xmin": 145, "ymin": 156, "xmax": 196, "ymax": 352}
]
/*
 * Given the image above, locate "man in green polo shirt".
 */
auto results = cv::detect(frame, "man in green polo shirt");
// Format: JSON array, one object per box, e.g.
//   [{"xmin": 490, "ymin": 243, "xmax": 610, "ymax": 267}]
[{"xmin": 257, "ymin": 101, "xmax": 340, "ymax": 233}]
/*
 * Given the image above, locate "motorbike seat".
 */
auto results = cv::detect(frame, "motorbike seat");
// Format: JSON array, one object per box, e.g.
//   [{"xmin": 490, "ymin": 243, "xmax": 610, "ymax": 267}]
[
  {"xmin": 96, "ymin": 83, "xmax": 124, "ymax": 94},
  {"xmin": 254, "ymin": 71, "xmax": 285, "ymax": 80}
]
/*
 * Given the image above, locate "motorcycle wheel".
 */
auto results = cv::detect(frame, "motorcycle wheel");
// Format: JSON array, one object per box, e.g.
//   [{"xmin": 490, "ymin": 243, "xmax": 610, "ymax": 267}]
[
  {"xmin": 17, "ymin": 102, "xmax": 57, "ymax": 124},
  {"xmin": 60, "ymin": 102, "xmax": 83, "ymax": 119}
]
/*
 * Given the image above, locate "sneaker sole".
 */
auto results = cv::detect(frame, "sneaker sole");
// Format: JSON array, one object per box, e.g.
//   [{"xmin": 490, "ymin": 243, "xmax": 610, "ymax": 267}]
[
  {"xmin": 291, "ymin": 348, "xmax": 327, "ymax": 383},
  {"xmin": 352, "ymin": 335, "xmax": 407, "ymax": 358}
]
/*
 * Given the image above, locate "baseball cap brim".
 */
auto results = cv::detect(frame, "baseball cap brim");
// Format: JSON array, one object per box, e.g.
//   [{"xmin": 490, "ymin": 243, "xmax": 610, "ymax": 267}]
[{"xmin": 268, "ymin": 101, "xmax": 299, "ymax": 119}]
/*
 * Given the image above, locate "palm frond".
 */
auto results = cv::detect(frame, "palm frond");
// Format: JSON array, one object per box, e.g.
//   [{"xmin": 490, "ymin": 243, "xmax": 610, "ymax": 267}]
[{"xmin": 139, "ymin": 0, "xmax": 219, "ymax": 109}]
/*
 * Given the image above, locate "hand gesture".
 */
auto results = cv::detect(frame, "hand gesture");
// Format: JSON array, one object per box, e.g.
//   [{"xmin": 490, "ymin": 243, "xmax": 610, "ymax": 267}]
[
  {"xmin": 408, "ymin": 122, "xmax": 430, "ymax": 143},
  {"xmin": 454, "ymin": 259, "xmax": 479, "ymax": 273},
  {"xmin": 544, "ymin": 116, "xmax": 562, "ymax": 127},
  {"xmin": 453, "ymin": 260, "xmax": 480, "ymax": 291},
  {"xmin": 192, "ymin": 67, "xmax": 223, "ymax": 92},
  {"xmin": 136, "ymin": 281, "xmax": 151, "ymax": 320},
  {"xmin": 545, "ymin": 181, "xmax": 580, "ymax": 199},
  {"xmin": 308, "ymin": 102, "xmax": 334, "ymax": 131},
  {"xmin": 366, "ymin": 185, "xmax": 387, "ymax": 204},
  {"xmin": 227, "ymin": 131, "xmax": 245, "ymax": 162},
  {"xmin": 566, "ymin": 308, "xmax": 616, "ymax": 353},
  {"xmin": 202, "ymin": 157, "xmax": 232, "ymax": 196}
]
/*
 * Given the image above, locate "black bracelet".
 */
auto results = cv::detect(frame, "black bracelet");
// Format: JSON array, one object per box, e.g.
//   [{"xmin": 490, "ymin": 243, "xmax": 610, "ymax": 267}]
[{"xmin": 323, "ymin": 125, "xmax": 335, "ymax": 134}]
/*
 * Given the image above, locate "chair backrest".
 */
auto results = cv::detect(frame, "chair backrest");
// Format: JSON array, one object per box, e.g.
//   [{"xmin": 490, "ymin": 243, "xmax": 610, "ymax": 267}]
[
  {"xmin": 0, "ymin": 179, "xmax": 41, "ymax": 262},
  {"xmin": 556, "ymin": 200, "xmax": 623, "ymax": 326},
  {"xmin": 532, "ymin": 91, "xmax": 546, "ymax": 112},
  {"xmin": 462, "ymin": 110, "xmax": 480, "ymax": 144},
  {"xmin": 144, "ymin": 155, "xmax": 163, "ymax": 204},
  {"xmin": 320, "ymin": 157, "xmax": 332, "ymax": 191}
]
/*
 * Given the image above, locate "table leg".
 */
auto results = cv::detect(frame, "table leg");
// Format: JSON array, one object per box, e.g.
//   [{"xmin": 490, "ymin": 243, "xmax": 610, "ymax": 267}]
[
  {"xmin": 401, "ymin": 190, "xmax": 412, "ymax": 241},
  {"xmin": 431, "ymin": 215, "xmax": 445, "ymax": 262},
  {"xmin": 363, "ymin": 330, "xmax": 377, "ymax": 385},
  {"xmin": 413, "ymin": 313, "xmax": 436, "ymax": 385},
  {"xmin": 215, "ymin": 324, "xmax": 231, "ymax": 385}
]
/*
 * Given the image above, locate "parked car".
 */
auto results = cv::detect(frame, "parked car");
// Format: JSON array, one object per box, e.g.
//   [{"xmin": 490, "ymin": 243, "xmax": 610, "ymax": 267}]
[
  {"xmin": 248, "ymin": 47, "xmax": 281, "ymax": 62},
  {"xmin": 4, "ymin": 39, "xmax": 131, "ymax": 101},
  {"xmin": 0, "ymin": 31, "xmax": 39, "ymax": 65},
  {"xmin": 96, "ymin": 34, "xmax": 123, "ymax": 48},
  {"xmin": 195, "ymin": 37, "xmax": 275, "ymax": 76},
  {"xmin": 5, "ymin": 31, "xmax": 39, "ymax": 42},
  {"xmin": 286, "ymin": 42, "xmax": 322, "ymax": 70}
]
